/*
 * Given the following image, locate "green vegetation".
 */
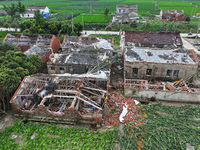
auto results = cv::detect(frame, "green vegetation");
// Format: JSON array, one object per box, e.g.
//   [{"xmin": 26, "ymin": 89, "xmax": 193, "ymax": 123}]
[
  {"xmin": 119, "ymin": 103, "xmax": 200, "ymax": 149},
  {"xmin": 90, "ymin": 34, "xmax": 120, "ymax": 49},
  {"xmin": 0, "ymin": 31, "xmax": 13, "ymax": 41},
  {"xmin": 0, "ymin": 121, "xmax": 118, "ymax": 149},
  {"xmin": 0, "ymin": 46, "xmax": 44, "ymax": 113},
  {"xmin": 74, "ymin": 14, "xmax": 112, "ymax": 23}
]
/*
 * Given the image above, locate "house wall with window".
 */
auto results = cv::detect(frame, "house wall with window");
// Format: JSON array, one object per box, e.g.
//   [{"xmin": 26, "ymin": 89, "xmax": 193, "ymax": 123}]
[{"xmin": 125, "ymin": 61, "xmax": 198, "ymax": 81}]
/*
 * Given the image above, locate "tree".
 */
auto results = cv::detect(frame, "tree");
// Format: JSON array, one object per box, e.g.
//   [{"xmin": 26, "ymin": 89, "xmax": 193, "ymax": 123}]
[
  {"xmin": 130, "ymin": 20, "xmax": 137, "ymax": 28},
  {"xmin": 3, "ymin": 4, "xmax": 18, "ymax": 21},
  {"xmin": 186, "ymin": 16, "xmax": 191, "ymax": 22},
  {"xmin": 17, "ymin": 0, "xmax": 25, "ymax": 16},
  {"xmin": 0, "ymin": 50, "xmax": 43, "ymax": 113},
  {"xmin": 74, "ymin": 22, "xmax": 83, "ymax": 36},
  {"xmin": 34, "ymin": 10, "xmax": 45, "ymax": 27},
  {"xmin": 104, "ymin": 8, "xmax": 109, "ymax": 20}
]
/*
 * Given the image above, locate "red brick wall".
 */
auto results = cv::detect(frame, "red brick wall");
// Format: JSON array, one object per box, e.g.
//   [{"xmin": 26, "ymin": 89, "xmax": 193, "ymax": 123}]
[
  {"xmin": 41, "ymin": 51, "xmax": 51, "ymax": 63},
  {"xmin": 50, "ymin": 35, "xmax": 60, "ymax": 53},
  {"xmin": 18, "ymin": 45, "xmax": 30, "ymax": 52}
]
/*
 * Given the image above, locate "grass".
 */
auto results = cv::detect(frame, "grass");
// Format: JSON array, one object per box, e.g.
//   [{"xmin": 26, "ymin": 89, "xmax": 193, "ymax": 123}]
[
  {"xmin": 73, "ymin": 14, "xmax": 112, "ymax": 23},
  {"xmin": 0, "ymin": 121, "xmax": 118, "ymax": 150},
  {"xmin": 90, "ymin": 34, "xmax": 120, "ymax": 49},
  {"xmin": 119, "ymin": 103, "xmax": 200, "ymax": 149}
]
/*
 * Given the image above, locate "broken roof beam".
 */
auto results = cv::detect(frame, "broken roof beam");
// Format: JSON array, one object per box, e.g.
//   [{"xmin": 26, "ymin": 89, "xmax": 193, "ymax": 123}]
[
  {"xmin": 79, "ymin": 93, "xmax": 100, "ymax": 106},
  {"xmin": 83, "ymin": 87, "xmax": 106, "ymax": 93},
  {"xmin": 77, "ymin": 97, "xmax": 102, "ymax": 110}
]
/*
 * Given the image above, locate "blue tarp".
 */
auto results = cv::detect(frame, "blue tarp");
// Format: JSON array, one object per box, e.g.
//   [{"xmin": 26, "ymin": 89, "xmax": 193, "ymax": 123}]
[{"xmin": 42, "ymin": 12, "xmax": 50, "ymax": 18}]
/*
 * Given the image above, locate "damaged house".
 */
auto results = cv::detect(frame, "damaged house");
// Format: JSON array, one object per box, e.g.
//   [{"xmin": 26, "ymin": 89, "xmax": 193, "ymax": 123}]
[
  {"xmin": 160, "ymin": 10, "xmax": 186, "ymax": 22},
  {"xmin": 125, "ymin": 48, "xmax": 198, "ymax": 81},
  {"xmin": 62, "ymin": 36, "xmax": 114, "ymax": 53},
  {"xmin": 10, "ymin": 73, "xmax": 108, "ymax": 124},
  {"xmin": 24, "ymin": 45, "xmax": 51, "ymax": 63},
  {"xmin": 47, "ymin": 36, "xmax": 114, "ymax": 74},
  {"xmin": 3, "ymin": 33, "xmax": 60, "ymax": 53},
  {"xmin": 125, "ymin": 31, "xmax": 183, "ymax": 48},
  {"xmin": 114, "ymin": 5, "xmax": 139, "ymax": 23}
]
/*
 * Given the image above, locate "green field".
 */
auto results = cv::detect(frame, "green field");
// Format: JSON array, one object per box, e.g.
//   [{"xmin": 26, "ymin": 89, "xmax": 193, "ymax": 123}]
[
  {"xmin": 0, "ymin": 121, "xmax": 117, "ymax": 149},
  {"xmin": 0, "ymin": 0, "xmax": 199, "ymax": 17},
  {"xmin": 74, "ymin": 14, "xmax": 112, "ymax": 23}
]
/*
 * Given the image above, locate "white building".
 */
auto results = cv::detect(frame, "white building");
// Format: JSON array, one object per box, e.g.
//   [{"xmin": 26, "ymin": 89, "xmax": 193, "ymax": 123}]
[{"xmin": 20, "ymin": 5, "xmax": 50, "ymax": 18}]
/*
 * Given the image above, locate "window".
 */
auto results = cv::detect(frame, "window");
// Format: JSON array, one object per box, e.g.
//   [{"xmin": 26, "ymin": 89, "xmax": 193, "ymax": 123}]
[
  {"xmin": 173, "ymin": 70, "xmax": 179, "ymax": 77},
  {"xmin": 132, "ymin": 68, "xmax": 138, "ymax": 76},
  {"xmin": 123, "ymin": 9, "xmax": 125, "ymax": 13},
  {"xmin": 60, "ymin": 67, "xmax": 64, "ymax": 71},
  {"xmin": 166, "ymin": 70, "xmax": 172, "ymax": 76},
  {"xmin": 119, "ymin": 9, "xmax": 121, "ymax": 13},
  {"xmin": 50, "ymin": 67, "xmax": 55, "ymax": 70},
  {"xmin": 146, "ymin": 69, "xmax": 152, "ymax": 76}
]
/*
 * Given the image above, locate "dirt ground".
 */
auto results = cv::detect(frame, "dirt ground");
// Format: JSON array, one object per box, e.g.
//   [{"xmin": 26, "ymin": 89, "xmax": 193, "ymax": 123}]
[{"xmin": 0, "ymin": 111, "xmax": 18, "ymax": 132}]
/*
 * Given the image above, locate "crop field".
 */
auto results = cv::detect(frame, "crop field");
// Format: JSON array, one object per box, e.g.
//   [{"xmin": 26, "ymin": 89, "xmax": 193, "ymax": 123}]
[
  {"xmin": 73, "ymin": 14, "xmax": 112, "ymax": 23},
  {"xmin": 1, "ymin": 0, "xmax": 199, "ymax": 18},
  {"xmin": 0, "ymin": 121, "xmax": 118, "ymax": 149},
  {"xmin": 120, "ymin": 103, "xmax": 200, "ymax": 149}
]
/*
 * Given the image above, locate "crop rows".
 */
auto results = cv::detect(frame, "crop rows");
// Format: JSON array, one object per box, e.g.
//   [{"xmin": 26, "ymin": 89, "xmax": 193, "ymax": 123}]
[
  {"xmin": 0, "ymin": 121, "xmax": 118, "ymax": 150},
  {"xmin": 73, "ymin": 14, "xmax": 112, "ymax": 23}
]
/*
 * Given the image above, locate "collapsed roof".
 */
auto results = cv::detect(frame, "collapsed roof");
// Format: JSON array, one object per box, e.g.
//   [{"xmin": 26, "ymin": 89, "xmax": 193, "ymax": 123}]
[
  {"xmin": 62, "ymin": 36, "xmax": 114, "ymax": 51},
  {"xmin": 24, "ymin": 45, "xmax": 51, "ymax": 58},
  {"xmin": 10, "ymin": 73, "xmax": 108, "ymax": 122},
  {"xmin": 125, "ymin": 48, "xmax": 197, "ymax": 65},
  {"xmin": 125, "ymin": 31, "xmax": 183, "ymax": 47}
]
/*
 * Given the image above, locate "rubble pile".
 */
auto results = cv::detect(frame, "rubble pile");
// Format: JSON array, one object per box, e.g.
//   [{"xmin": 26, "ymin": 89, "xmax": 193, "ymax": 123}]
[
  {"xmin": 165, "ymin": 78, "xmax": 200, "ymax": 92},
  {"xmin": 104, "ymin": 92, "xmax": 139, "ymax": 126}
]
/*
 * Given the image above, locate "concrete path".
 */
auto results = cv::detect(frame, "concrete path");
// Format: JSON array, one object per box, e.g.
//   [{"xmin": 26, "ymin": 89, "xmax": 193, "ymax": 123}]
[{"xmin": 0, "ymin": 27, "xmax": 20, "ymax": 32}]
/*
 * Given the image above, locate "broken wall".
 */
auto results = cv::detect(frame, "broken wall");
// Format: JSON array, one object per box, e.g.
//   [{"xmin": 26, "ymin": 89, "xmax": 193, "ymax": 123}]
[
  {"xmin": 125, "ymin": 61, "xmax": 198, "ymax": 81},
  {"xmin": 47, "ymin": 64, "xmax": 91, "ymax": 74},
  {"xmin": 124, "ymin": 88, "xmax": 200, "ymax": 103}
]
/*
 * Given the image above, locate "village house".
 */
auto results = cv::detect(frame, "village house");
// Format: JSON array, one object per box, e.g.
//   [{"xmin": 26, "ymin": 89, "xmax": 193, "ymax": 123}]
[
  {"xmin": 160, "ymin": 10, "xmax": 186, "ymax": 22},
  {"xmin": 114, "ymin": 5, "xmax": 139, "ymax": 24},
  {"xmin": 0, "ymin": 10, "xmax": 7, "ymax": 16},
  {"xmin": 3, "ymin": 33, "xmax": 60, "ymax": 53},
  {"xmin": 124, "ymin": 48, "xmax": 198, "ymax": 81},
  {"xmin": 125, "ymin": 31, "xmax": 183, "ymax": 48},
  {"xmin": 10, "ymin": 73, "xmax": 108, "ymax": 124},
  {"xmin": 62, "ymin": 36, "xmax": 114, "ymax": 53},
  {"xmin": 46, "ymin": 36, "xmax": 114, "ymax": 74},
  {"xmin": 20, "ymin": 5, "xmax": 50, "ymax": 18}
]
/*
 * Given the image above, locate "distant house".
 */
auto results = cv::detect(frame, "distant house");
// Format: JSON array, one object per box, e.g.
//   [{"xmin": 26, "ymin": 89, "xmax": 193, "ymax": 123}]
[
  {"xmin": 114, "ymin": 5, "xmax": 139, "ymax": 24},
  {"xmin": 125, "ymin": 31, "xmax": 183, "ymax": 48},
  {"xmin": 3, "ymin": 33, "xmax": 60, "ymax": 53},
  {"xmin": 160, "ymin": 10, "xmax": 186, "ymax": 22},
  {"xmin": 0, "ymin": 10, "xmax": 7, "ymax": 16},
  {"xmin": 20, "ymin": 5, "xmax": 50, "ymax": 18}
]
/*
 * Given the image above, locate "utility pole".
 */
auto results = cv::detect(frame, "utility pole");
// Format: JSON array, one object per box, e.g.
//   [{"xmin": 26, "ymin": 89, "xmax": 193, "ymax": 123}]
[
  {"xmin": 72, "ymin": 12, "xmax": 74, "ymax": 33},
  {"xmin": 90, "ymin": 5, "xmax": 91, "ymax": 15}
]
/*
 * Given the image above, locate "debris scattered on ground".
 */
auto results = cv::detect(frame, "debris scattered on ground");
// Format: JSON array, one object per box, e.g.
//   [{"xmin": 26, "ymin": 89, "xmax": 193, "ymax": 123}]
[{"xmin": 104, "ymin": 92, "xmax": 139, "ymax": 126}]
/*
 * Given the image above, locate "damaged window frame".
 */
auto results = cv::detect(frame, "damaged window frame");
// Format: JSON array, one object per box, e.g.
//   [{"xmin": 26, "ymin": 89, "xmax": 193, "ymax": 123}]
[
  {"xmin": 59, "ymin": 67, "xmax": 65, "ymax": 71},
  {"xmin": 51, "ymin": 67, "xmax": 55, "ymax": 70},
  {"xmin": 132, "ymin": 68, "xmax": 138, "ymax": 77},
  {"xmin": 166, "ymin": 70, "xmax": 173, "ymax": 77},
  {"xmin": 173, "ymin": 70, "xmax": 179, "ymax": 77},
  {"xmin": 146, "ymin": 69, "xmax": 152, "ymax": 76}
]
